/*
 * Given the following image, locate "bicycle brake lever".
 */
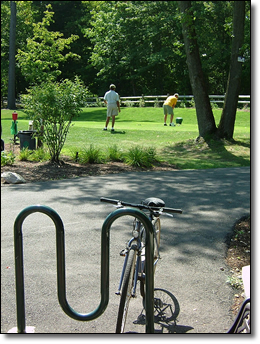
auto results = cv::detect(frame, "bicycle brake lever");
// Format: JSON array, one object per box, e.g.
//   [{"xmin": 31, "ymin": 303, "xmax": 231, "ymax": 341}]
[{"xmin": 161, "ymin": 212, "xmax": 174, "ymax": 218}]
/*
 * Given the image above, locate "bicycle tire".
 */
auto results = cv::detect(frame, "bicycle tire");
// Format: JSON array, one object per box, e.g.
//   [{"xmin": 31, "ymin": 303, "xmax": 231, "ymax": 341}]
[{"xmin": 116, "ymin": 246, "xmax": 137, "ymax": 333}]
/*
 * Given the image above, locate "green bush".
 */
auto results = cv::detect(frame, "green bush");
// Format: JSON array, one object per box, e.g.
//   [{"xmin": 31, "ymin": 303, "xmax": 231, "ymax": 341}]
[
  {"xmin": 18, "ymin": 147, "xmax": 50, "ymax": 162},
  {"xmin": 21, "ymin": 77, "xmax": 90, "ymax": 164},
  {"xmin": 107, "ymin": 145, "xmax": 124, "ymax": 162},
  {"xmin": 30, "ymin": 147, "xmax": 50, "ymax": 162},
  {"xmin": 18, "ymin": 148, "xmax": 32, "ymax": 161},
  {"xmin": 1, "ymin": 151, "xmax": 15, "ymax": 166},
  {"xmin": 124, "ymin": 146, "xmax": 157, "ymax": 168},
  {"xmin": 79, "ymin": 145, "xmax": 102, "ymax": 164}
]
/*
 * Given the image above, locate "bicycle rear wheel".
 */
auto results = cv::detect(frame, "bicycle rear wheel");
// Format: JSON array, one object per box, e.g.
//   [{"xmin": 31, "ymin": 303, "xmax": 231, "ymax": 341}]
[
  {"xmin": 153, "ymin": 288, "xmax": 180, "ymax": 323},
  {"xmin": 116, "ymin": 245, "xmax": 137, "ymax": 333}
]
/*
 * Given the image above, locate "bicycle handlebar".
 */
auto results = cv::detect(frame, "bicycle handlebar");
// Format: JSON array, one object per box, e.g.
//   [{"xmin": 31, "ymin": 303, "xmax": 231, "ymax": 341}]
[{"xmin": 100, "ymin": 197, "xmax": 182, "ymax": 214}]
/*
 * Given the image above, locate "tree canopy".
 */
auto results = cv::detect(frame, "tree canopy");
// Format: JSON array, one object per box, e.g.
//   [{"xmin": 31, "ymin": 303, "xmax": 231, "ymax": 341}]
[{"xmin": 1, "ymin": 0, "xmax": 250, "ymax": 97}]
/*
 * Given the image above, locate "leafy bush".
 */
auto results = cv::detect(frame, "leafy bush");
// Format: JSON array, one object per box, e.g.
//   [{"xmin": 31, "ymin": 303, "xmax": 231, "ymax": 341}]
[
  {"xmin": 18, "ymin": 147, "xmax": 50, "ymax": 162},
  {"xmin": 1, "ymin": 151, "xmax": 15, "ymax": 166},
  {"xmin": 124, "ymin": 100, "xmax": 134, "ymax": 107},
  {"xmin": 78, "ymin": 145, "xmax": 102, "ymax": 164},
  {"xmin": 139, "ymin": 98, "xmax": 145, "ymax": 107},
  {"xmin": 124, "ymin": 146, "xmax": 157, "ymax": 168},
  {"xmin": 107, "ymin": 145, "xmax": 124, "ymax": 162},
  {"xmin": 18, "ymin": 148, "xmax": 32, "ymax": 161},
  {"xmin": 30, "ymin": 148, "xmax": 50, "ymax": 162},
  {"xmin": 21, "ymin": 77, "xmax": 90, "ymax": 164},
  {"xmin": 154, "ymin": 97, "xmax": 160, "ymax": 108}
]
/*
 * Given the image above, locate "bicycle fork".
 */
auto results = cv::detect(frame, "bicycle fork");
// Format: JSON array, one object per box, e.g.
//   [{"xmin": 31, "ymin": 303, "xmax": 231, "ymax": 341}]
[{"xmin": 116, "ymin": 238, "xmax": 142, "ymax": 297}]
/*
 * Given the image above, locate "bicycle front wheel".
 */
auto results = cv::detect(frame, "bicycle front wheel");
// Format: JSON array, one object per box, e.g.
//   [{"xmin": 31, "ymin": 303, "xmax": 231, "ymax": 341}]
[{"xmin": 116, "ymin": 246, "xmax": 137, "ymax": 333}]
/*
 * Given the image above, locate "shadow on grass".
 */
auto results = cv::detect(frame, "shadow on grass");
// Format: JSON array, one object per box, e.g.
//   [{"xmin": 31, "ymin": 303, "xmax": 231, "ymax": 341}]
[
  {"xmin": 75, "ymin": 108, "xmax": 157, "ymax": 123},
  {"xmin": 162, "ymin": 138, "xmax": 250, "ymax": 169},
  {"xmin": 110, "ymin": 130, "xmax": 126, "ymax": 134},
  {"xmin": 75, "ymin": 108, "xmax": 106, "ymax": 122}
]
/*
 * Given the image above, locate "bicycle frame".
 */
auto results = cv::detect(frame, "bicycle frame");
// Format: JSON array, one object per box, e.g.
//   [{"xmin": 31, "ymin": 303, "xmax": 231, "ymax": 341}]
[{"xmin": 100, "ymin": 196, "xmax": 182, "ymax": 333}]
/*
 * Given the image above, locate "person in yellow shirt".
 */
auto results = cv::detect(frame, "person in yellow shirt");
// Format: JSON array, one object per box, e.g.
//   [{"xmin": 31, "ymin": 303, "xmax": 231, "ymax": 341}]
[{"xmin": 163, "ymin": 93, "xmax": 179, "ymax": 126}]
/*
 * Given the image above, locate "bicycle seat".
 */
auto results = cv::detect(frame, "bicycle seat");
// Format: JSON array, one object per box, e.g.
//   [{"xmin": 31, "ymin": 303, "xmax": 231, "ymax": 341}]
[{"xmin": 142, "ymin": 197, "xmax": 165, "ymax": 208}]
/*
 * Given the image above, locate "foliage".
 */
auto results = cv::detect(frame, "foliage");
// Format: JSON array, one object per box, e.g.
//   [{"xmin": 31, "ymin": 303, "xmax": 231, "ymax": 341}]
[
  {"xmin": 86, "ymin": 1, "xmax": 186, "ymax": 95},
  {"xmin": 124, "ymin": 146, "xmax": 158, "ymax": 168},
  {"xmin": 21, "ymin": 77, "xmax": 90, "ymax": 163},
  {"xmin": 1, "ymin": 1, "xmax": 35, "ymax": 97},
  {"xmin": 18, "ymin": 147, "xmax": 31, "ymax": 161},
  {"xmin": 75, "ymin": 145, "xmax": 102, "ymax": 164},
  {"xmin": 226, "ymin": 275, "xmax": 243, "ymax": 289},
  {"xmin": 1, "ymin": 151, "xmax": 15, "ymax": 166},
  {"xmin": 107, "ymin": 145, "xmax": 124, "ymax": 162},
  {"xmin": 18, "ymin": 147, "xmax": 50, "ymax": 162},
  {"xmin": 1, "ymin": 1, "xmax": 250, "ymax": 99},
  {"xmin": 70, "ymin": 145, "xmax": 101, "ymax": 164},
  {"xmin": 16, "ymin": 4, "xmax": 80, "ymax": 85}
]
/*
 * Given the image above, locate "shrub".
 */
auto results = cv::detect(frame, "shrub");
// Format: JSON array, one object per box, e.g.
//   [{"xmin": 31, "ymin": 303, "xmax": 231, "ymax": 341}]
[
  {"xmin": 139, "ymin": 98, "xmax": 145, "ymax": 107},
  {"xmin": 1, "ymin": 151, "xmax": 15, "ymax": 166},
  {"xmin": 21, "ymin": 76, "xmax": 90, "ymax": 164},
  {"xmin": 125, "ymin": 100, "xmax": 134, "ymax": 107},
  {"xmin": 107, "ymin": 145, "xmax": 124, "ymax": 162},
  {"xmin": 154, "ymin": 97, "xmax": 160, "ymax": 108},
  {"xmin": 79, "ymin": 145, "xmax": 102, "ymax": 164},
  {"xmin": 18, "ymin": 148, "xmax": 32, "ymax": 161},
  {"xmin": 30, "ymin": 148, "xmax": 50, "ymax": 162},
  {"xmin": 124, "ymin": 146, "xmax": 157, "ymax": 168}
]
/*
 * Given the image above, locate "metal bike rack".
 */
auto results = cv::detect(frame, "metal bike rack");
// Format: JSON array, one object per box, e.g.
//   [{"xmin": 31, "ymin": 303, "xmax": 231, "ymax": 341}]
[{"xmin": 13, "ymin": 205, "xmax": 154, "ymax": 333}]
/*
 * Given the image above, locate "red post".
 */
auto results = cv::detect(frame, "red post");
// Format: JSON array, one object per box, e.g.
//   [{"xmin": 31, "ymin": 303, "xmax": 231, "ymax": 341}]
[{"xmin": 12, "ymin": 111, "xmax": 18, "ymax": 121}]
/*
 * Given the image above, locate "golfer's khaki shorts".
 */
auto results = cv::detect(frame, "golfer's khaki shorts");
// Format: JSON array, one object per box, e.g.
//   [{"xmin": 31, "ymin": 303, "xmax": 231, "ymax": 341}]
[
  {"xmin": 163, "ymin": 104, "xmax": 173, "ymax": 115},
  {"xmin": 107, "ymin": 104, "xmax": 118, "ymax": 117}
]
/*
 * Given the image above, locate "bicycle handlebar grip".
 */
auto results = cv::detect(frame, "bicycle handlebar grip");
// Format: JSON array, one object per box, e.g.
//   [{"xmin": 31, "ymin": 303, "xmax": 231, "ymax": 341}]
[
  {"xmin": 163, "ymin": 207, "xmax": 183, "ymax": 214},
  {"xmin": 100, "ymin": 197, "xmax": 119, "ymax": 205}
]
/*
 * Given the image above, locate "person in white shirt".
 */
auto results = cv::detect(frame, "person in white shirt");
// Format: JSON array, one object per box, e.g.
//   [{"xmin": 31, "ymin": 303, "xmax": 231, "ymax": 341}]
[{"xmin": 103, "ymin": 84, "xmax": 121, "ymax": 131}]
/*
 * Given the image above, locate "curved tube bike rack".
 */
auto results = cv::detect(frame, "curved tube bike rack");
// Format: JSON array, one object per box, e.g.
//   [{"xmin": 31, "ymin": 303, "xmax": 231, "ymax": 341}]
[{"xmin": 13, "ymin": 205, "xmax": 155, "ymax": 333}]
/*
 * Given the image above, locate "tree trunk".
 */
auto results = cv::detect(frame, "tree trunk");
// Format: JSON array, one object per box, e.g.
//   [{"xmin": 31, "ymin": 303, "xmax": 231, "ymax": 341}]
[
  {"xmin": 178, "ymin": 1, "xmax": 216, "ymax": 139},
  {"xmin": 8, "ymin": 1, "xmax": 16, "ymax": 110},
  {"xmin": 217, "ymin": 1, "xmax": 245, "ymax": 139}
]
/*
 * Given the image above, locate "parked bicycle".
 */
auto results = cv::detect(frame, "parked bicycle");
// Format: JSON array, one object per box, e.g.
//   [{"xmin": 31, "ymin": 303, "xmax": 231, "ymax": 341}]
[{"xmin": 100, "ymin": 196, "xmax": 182, "ymax": 333}]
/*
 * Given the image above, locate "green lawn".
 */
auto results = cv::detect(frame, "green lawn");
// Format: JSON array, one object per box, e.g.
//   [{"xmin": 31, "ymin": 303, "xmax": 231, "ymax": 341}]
[{"xmin": 1, "ymin": 107, "xmax": 250, "ymax": 169}]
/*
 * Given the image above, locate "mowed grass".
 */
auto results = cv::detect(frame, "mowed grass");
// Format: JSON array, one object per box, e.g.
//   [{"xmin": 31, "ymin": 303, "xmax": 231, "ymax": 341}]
[{"xmin": 1, "ymin": 106, "xmax": 250, "ymax": 169}]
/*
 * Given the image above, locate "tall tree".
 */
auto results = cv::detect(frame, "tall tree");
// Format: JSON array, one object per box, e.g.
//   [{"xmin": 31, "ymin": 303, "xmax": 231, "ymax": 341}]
[
  {"xmin": 87, "ymin": 1, "xmax": 186, "ymax": 96},
  {"xmin": 7, "ymin": 1, "xmax": 16, "ymax": 109},
  {"xmin": 16, "ymin": 4, "xmax": 79, "ymax": 85},
  {"xmin": 217, "ymin": 1, "xmax": 246, "ymax": 139},
  {"xmin": 178, "ymin": 1, "xmax": 216, "ymax": 139}
]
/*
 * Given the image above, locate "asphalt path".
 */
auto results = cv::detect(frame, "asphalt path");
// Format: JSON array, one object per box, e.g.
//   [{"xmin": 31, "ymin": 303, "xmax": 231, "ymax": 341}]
[{"xmin": 1, "ymin": 167, "xmax": 250, "ymax": 334}]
